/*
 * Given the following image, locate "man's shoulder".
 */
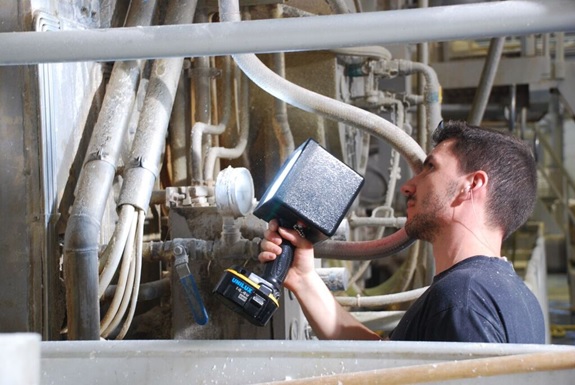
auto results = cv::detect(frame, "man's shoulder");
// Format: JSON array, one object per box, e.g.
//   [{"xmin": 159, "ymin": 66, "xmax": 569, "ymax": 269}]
[
  {"xmin": 427, "ymin": 257, "xmax": 518, "ymax": 306},
  {"xmin": 435, "ymin": 256, "xmax": 517, "ymax": 287}
]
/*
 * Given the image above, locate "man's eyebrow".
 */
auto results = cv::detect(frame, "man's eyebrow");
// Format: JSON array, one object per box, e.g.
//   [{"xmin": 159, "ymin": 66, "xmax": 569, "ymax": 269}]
[{"xmin": 422, "ymin": 154, "xmax": 435, "ymax": 167}]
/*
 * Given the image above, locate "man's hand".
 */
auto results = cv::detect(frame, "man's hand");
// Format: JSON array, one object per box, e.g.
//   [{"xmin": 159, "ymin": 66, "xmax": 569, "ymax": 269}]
[{"xmin": 258, "ymin": 219, "xmax": 315, "ymax": 292}]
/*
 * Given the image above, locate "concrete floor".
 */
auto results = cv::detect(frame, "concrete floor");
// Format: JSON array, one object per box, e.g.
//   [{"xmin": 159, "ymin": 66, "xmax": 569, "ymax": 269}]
[{"xmin": 548, "ymin": 274, "xmax": 575, "ymax": 345}]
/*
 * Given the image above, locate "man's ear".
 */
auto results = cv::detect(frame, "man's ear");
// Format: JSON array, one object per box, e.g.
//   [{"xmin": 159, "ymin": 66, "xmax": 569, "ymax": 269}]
[
  {"xmin": 457, "ymin": 171, "xmax": 488, "ymax": 202},
  {"xmin": 469, "ymin": 171, "xmax": 488, "ymax": 194}
]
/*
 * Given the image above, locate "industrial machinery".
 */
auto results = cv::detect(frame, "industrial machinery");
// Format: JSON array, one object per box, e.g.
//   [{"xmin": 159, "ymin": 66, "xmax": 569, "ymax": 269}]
[{"xmin": 0, "ymin": 0, "xmax": 574, "ymax": 383}]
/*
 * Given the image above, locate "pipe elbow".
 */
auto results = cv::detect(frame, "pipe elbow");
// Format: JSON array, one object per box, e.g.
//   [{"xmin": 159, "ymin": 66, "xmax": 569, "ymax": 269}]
[{"xmin": 64, "ymin": 213, "xmax": 101, "ymax": 253}]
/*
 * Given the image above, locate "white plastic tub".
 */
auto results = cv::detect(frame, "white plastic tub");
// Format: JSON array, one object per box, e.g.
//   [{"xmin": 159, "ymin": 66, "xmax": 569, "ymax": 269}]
[
  {"xmin": 0, "ymin": 333, "xmax": 40, "ymax": 385},
  {"xmin": 40, "ymin": 339, "xmax": 575, "ymax": 384}
]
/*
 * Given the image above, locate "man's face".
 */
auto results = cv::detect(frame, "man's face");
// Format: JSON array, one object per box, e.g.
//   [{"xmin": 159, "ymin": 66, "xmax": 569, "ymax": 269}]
[{"xmin": 400, "ymin": 139, "xmax": 462, "ymax": 242}]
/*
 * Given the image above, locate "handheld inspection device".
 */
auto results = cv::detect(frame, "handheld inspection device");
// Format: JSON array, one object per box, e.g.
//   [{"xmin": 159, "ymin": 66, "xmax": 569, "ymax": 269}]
[{"xmin": 213, "ymin": 138, "xmax": 364, "ymax": 326}]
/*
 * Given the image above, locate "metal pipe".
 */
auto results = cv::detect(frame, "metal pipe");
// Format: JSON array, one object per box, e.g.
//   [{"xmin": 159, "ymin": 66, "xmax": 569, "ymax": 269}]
[
  {"xmin": 1, "ymin": 0, "xmax": 574, "ymax": 65},
  {"xmin": 555, "ymin": 31, "xmax": 566, "ymax": 79},
  {"xmin": 509, "ymin": 83, "xmax": 517, "ymax": 132},
  {"xmin": 326, "ymin": 0, "xmax": 351, "ymax": 14},
  {"xmin": 272, "ymin": 50, "xmax": 295, "ymax": 162},
  {"xmin": 203, "ymin": 68, "xmax": 249, "ymax": 182},
  {"xmin": 118, "ymin": 0, "xmax": 198, "ymax": 211},
  {"xmin": 190, "ymin": 56, "xmax": 232, "ymax": 183},
  {"xmin": 348, "ymin": 216, "xmax": 406, "ymax": 229},
  {"xmin": 63, "ymin": 0, "xmax": 157, "ymax": 340},
  {"xmin": 468, "ymin": 37, "xmax": 506, "ymax": 126},
  {"xmin": 103, "ymin": 277, "xmax": 171, "ymax": 302},
  {"xmin": 230, "ymin": 53, "xmax": 424, "ymax": 170},
  {"xmin": 335, "ymin": 286, "xmax": 428, "ymax": 308},
  {"xmin": 169, "ymin": 66, "xmax": 191, "ymax": 186},
  {"xmin": 192, "ymin": 9, "xmax": 212, "ymax": 125},
  {"xmin": 416, "ymin": 0, "xmax": 429, "ymax": 151},
  {"xmin": 398, "ymin": 60, "xmax": 442, "ymax": 134}
]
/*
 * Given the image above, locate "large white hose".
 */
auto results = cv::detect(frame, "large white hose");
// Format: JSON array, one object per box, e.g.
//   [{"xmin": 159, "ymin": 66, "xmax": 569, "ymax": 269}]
[
  {"xmin": 229, "ymin": 52, "xmax": 425, "ymax": 172},
  {"xmin": 336, "ymin": 286, "xmax": 429, "ymax": 308},
  {"xmin": 221, "ymin": 1, "xmax": 424, "ymax": 170},
  {"xmin": 98, "ymin": 205, "xmax": 135, "ymax": 296}
]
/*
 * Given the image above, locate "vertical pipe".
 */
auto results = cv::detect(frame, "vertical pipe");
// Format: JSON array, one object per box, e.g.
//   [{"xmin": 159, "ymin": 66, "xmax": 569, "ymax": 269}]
[
  {"xmin": 509, "ymin": 83, "xmax": 517, "ymax": 132},
  {"xmin": 555, "ymin": 32, "xmax": 566, "ymax": 79},
  {"xmin": 326, "ymin": 0, "xmax": 351, "ymax": 14},
  {"xmin": 521, "ymin": 34, "xmax": 536, "ymax": 57},
  {"xmin": 416, "ymin": 0, "xmax": 428, "ymax": 151},
  {"xmin": 467, "ymin": 37, "xmax": 506, "ymax": 126},
  {"xmin": 542, "ymin": 33, "xmax": 551, "ymax": 79},
  {"xmin": 190, "ymin": 9, "xmax": 212, "ymax": 184},
  {"xmin": 64, "ymin": 0, "xmax": 157, "ymax": 340},
  {"xmin": 401, "ymin": 60, "xmax": 442, "ymax": 135},
  {"xmin": 118, "ymin": 0, "xmax": 198, "ymax": 212},
  {"xmin": 170, "ymin": 63, "xmax": 191, "ymax": 186},
  {"xmin": 272, "ymin": 52, "xmax": 295, "ymax": 161},
  {"xmin": 203, "ymin": 68, "xmax": 250, "ymax": 181}
]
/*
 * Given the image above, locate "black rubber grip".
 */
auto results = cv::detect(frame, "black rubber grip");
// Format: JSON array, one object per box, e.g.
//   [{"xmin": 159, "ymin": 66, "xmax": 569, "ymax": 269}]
[{"xmin": 263, "ymin": 239, "xmax": 294, "ymax": 295}]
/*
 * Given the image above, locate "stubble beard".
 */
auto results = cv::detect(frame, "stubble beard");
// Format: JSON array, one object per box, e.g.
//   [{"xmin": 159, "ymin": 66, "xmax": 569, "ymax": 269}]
[
  {"xmin": 405, "ymin": 210, "xmax": 441, "ymax": 242},
  {"xmin": 404, "ymin": 182, "xmax": 458, "ymax": 242}
]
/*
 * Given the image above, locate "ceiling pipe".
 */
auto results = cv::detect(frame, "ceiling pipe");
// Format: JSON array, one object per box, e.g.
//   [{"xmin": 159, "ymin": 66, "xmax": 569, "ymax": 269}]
[{"xmin": 0, "ymin": 0, "xmax": 573, "ymax": 65}]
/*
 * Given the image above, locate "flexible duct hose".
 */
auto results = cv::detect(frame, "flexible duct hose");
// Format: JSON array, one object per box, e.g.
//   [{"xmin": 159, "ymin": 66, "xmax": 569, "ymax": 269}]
[{"xmin": 315, "ymin": 228, "xmax": 414, "ymax": 260}]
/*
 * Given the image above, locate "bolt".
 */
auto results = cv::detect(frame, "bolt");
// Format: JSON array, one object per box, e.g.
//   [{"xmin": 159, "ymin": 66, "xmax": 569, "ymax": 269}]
[{"xmin": 173, "ymin": 245, "xmax": 185, "ymax": 256}]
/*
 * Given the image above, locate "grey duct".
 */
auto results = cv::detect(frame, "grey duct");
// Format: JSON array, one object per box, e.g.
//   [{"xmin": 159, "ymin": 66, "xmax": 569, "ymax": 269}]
[
  {"xmin": 219, "ymin": 0, "xmax": 426, "ymax": 260},
  {"xmin": 65, "ymin": 0, "xmax": 198, "ymax": 340},
  {"xmin": 118, "ymin": 0, "xmax": 197, "ymax": 212},
  {"xmin": 63, "ymin": 0, "xmax": 157, "ymax": 341},
  {"xmin": 468, "ymin": 37, "xmax": 507, "ymax": 126},
  {"xmin": 1, "ymin": 0, "xmax": 574, "ymax": 65}
]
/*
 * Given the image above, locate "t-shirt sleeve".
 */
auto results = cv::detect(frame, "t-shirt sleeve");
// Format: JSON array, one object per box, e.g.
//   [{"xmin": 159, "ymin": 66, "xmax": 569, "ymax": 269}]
[{"xmin": 423, "ymin": 306, "xmax": 506, "ymax": 343}]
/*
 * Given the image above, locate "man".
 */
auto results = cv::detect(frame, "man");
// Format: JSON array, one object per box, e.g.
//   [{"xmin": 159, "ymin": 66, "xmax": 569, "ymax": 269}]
[{"xmin": 259, "ymin": 120, "xmax": 545, "ymax": 343}]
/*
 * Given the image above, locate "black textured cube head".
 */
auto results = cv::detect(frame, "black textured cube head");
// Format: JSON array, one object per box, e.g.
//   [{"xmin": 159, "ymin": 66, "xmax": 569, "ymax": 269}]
[{"xmin": 253, "ymin": 138, "xmax": 364, "ymax": 244}]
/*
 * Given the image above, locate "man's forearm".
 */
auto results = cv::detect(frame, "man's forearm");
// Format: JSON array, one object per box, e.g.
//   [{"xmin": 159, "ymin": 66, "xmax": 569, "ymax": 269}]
[{"xmin": 289, "ymin": 270, "xmax": 381, "ymax": 340}]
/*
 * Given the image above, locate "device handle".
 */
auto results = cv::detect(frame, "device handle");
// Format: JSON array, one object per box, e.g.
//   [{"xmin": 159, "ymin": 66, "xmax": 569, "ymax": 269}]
[{"xmin": 263, "ymin": 238, "xmax": 294, "ymax": 294}]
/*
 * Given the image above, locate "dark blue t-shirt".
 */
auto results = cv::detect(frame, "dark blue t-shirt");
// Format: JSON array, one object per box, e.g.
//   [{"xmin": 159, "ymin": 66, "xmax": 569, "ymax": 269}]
[{"xmin": 389, "ymin": 256, "xmax": 545, "ymax": 343}]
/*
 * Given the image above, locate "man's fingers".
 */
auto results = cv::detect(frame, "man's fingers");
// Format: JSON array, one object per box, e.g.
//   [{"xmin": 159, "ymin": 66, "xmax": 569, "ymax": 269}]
[
  {"xmin": 278, "ymin": 226, "xmax": 311, "ymax": 249},
  {"xmin": 260, "ymin": 238, "xmax": 283, "ymax": 254},
  {"xmin": 263, "ymin": 228, "xmax": 283, "ymax": 246},
  {"xmin": 258, "ymin": 251, "xmax": 278, "ymax": 263}
]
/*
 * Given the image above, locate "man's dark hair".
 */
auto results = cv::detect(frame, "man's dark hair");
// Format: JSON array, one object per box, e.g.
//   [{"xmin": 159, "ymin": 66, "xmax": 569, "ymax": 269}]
[{"xmin": 432, "ymin": 120, "xmax": 537, "ymax": 240}]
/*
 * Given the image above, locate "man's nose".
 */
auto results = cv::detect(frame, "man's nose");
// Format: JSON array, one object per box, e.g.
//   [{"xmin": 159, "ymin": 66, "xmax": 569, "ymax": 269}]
[{"xmin": 400, "ymin": 179, "xmax": 414, "ymax": 197}]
